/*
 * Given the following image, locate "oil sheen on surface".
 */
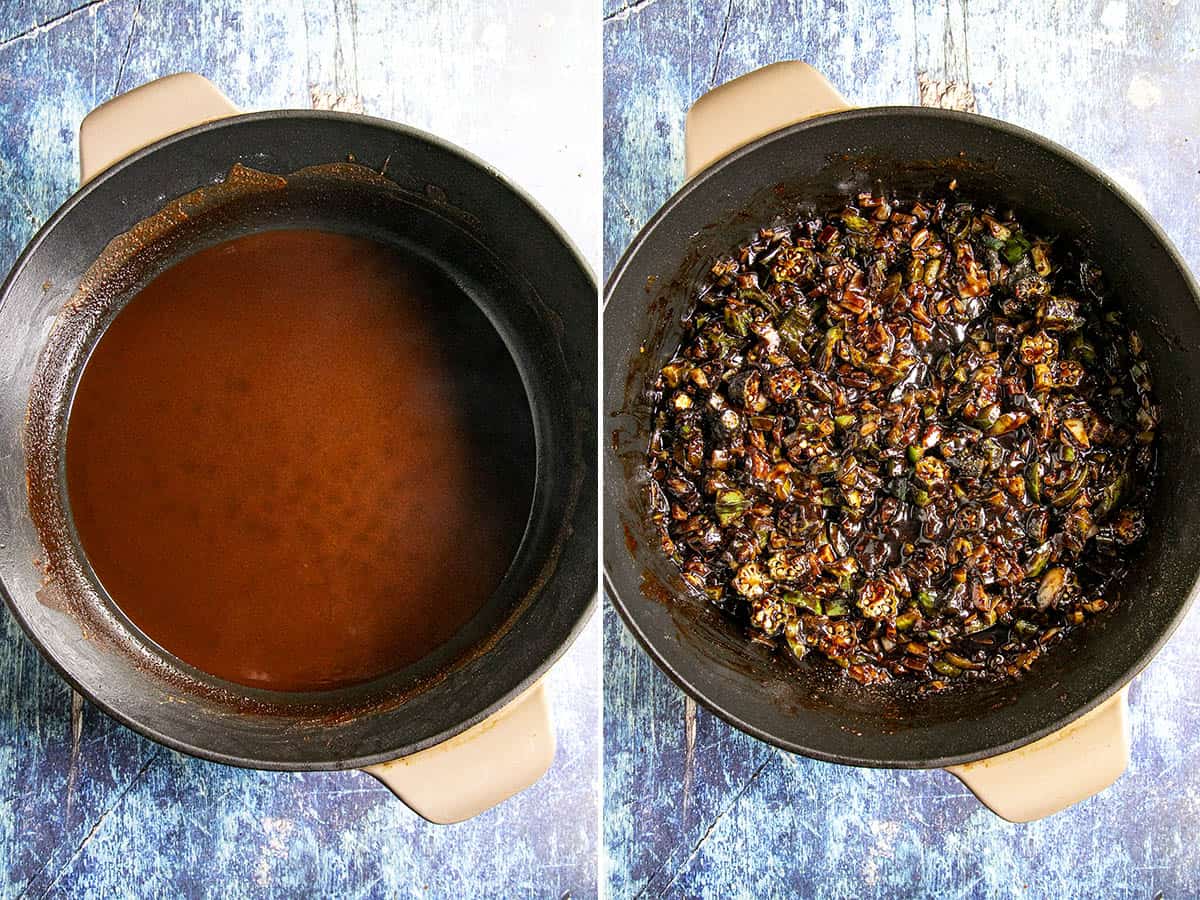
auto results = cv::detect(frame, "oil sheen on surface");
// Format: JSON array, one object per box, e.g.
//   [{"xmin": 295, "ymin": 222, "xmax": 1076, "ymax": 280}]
[{"xmin": 66, "ymin": 230, "xmax": 534, "ymax": 691}]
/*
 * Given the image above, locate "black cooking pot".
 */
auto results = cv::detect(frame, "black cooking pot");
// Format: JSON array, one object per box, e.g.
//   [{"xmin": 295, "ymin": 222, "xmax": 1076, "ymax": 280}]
[
  {"xmin": 604, "ymin": 62, "xmax": 1200, "ymax": 816},
  {"xmin": 0, "ymin": 75, "xmax": 595, "ymax": 822}
]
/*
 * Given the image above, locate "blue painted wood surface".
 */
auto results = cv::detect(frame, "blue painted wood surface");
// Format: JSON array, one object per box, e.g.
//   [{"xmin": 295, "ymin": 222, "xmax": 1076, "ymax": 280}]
[
  {"xmin": 604, "ymin": 1, "xmax": 1200, "ymax": 897},
  {"xmin": 0, "ymin": 2, "xmax": 600, "ymax": 897}
]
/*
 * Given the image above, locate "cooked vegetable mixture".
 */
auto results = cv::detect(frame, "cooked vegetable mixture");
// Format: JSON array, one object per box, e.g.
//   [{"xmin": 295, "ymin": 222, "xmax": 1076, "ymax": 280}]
[{"xmin": 645, "ymin": 192, "xmax": 1158, "ymax": 687}]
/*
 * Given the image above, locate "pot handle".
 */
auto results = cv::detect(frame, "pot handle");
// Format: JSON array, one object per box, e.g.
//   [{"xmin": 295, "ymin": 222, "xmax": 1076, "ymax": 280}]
[
  {"xmin": 946, "ymin": 687, "xmax": 1130, "ymax": 822},
  {"xmin": 362, "ymin": 681, "xmax": 555, "ymax": 824},
  {"xmin": 78, "ymin": 73, "xmax": 239, "ymax": 184},
  {"xmin": 685, "ymin": 60, "xmax": 850, "ymax": 179}
]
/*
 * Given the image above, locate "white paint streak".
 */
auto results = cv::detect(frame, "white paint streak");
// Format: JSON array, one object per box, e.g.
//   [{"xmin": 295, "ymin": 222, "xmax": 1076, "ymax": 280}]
[
  {"xmin": 603, "ymin": 0, "xmax": 663, "ymax": 24},
  {"xmin": 682, "ymin": 696, "xmax": 696, "ymax": 816},
  {"xmin": 65, "ymin": 690, "xmax": 83, "ymax": 815},
  {"xmin": 0, "ymin": 0, "xmax": 110, "ymax": 50},
  {"xmin": 868, "ymin": 819, "xmax": 902, "ymax": 859},
  {"xmin": 1100, "ymin": 1, "xmax": 1129, "ymax": 44},
  {"xmin": 253, "ymin": 817, "xmax": 296, "ymax": 887},
  {"xmin": 1127, "ymin": 74, "xmax": 1163, "ymax": 109},
  {"xmin": 862, "ymin": 856, "xmax": 879, "ymax": 886}
]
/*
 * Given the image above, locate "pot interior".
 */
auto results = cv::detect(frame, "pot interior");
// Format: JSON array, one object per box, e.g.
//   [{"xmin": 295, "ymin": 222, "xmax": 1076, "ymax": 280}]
[
  {"xmin": 29, "ymin": 164, "xmax": 541, "ymax": 698},
  {"xmin": 604, "ymin": 109, "xmax": 1200, "ymax": 766}
]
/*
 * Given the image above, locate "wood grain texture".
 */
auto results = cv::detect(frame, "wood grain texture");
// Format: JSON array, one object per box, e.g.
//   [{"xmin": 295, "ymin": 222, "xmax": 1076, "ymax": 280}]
[
  {"xmin": 0, "ymin": 2, "xmax": 600, "ymax": 897},
  {"xmin": 603, "ymin": 1, "xmax": 1200, "ymax": 897}
]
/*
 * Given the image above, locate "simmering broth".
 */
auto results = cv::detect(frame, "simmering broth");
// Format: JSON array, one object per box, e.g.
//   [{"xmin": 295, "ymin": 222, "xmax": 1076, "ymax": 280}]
[{"xmin": 65, "ymin": 229, "xmax": 534, "ymax": 691}]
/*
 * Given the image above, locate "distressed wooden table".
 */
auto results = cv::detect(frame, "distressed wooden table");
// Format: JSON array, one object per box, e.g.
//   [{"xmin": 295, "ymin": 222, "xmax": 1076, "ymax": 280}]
[
  {"xmin": 0, "ymin": 2, "xmax": 599, "ymax": 897},
  {"xmin": 604, "ymin": 1, "xmax": 1200, "ymax": 896}
]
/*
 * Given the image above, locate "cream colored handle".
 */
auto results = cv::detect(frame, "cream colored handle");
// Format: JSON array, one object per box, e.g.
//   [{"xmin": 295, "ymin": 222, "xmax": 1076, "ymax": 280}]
[
  {"xmin": 362, "ymin": 681, "xmax": 555, "ymax": 824},
  {"xmin": 684, "ymin": 61, "xmax": 849, "ymax": 179},
  {"xmin": 78, "ymin": 73, "xmax": 239, "ymax": 184},
  {"xmin": 947, "ymin": 687, "xmax": 1130, "ymax": 822}
]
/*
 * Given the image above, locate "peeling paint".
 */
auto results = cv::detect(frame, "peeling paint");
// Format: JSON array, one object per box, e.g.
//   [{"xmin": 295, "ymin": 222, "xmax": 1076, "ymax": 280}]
[
  {"xmin": 917, "ymin": 74, "xmax": 978, "ymax": 112},
  {"xmin": 1128, "ymin": 73, "xmax": 1163, "ymax": 109},
  {"xmin": 1100, "ymin": 1, "xmax": 1130, "ymax": 43}
]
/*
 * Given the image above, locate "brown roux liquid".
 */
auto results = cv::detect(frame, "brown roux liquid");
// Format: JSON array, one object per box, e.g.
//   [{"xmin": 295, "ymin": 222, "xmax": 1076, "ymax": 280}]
[{"xmin": 65, "ymin": 230, "xmax": 533, "ymax": 691}]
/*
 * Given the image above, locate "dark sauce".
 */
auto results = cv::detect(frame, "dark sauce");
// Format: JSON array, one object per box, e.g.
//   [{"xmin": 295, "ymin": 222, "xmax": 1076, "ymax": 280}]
[{"xmin": 66, "ymin": 230, "xmax": 534, "ymax": 691}]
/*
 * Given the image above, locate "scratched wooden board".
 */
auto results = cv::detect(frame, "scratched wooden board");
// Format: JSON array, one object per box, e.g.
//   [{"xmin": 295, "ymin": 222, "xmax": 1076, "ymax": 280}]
[
  {"xmin": 0, "ymin": 2, "xmax": 600, "ymax": 897},
  {"xmin": 604, "ymin": 1, "xmax": 1200, "ymax": 897}
]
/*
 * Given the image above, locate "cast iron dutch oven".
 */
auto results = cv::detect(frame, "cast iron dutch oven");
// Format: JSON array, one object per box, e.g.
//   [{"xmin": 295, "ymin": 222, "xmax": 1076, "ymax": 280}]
[
  {"xmin": 0, "ymin": 75, "xmax": 595, "ymax": 823},
  {"xmin": 604, "ymin": 62, "xmax": 1200, "ymax": 819}
]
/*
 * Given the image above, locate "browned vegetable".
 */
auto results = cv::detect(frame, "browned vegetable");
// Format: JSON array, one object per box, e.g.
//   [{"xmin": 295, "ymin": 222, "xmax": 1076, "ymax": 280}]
[{"xmin": 645, "ymin": 192, "xmax": 1158, "ymax": 687}]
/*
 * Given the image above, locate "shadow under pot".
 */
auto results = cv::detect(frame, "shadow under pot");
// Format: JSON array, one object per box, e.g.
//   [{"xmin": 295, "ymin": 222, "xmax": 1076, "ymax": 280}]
[
  {"xmin": 0, "ymin": 74, "xmax": 596, "ymax": 824},
  {"xmin": 603, "ymin": 61, "xmax": 1200, "ymax": 822}
]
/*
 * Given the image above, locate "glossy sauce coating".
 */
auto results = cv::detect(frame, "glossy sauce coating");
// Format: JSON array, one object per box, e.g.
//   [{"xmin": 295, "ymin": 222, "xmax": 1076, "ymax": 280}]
[
  {"xmin": 645, "ymin": 194, "xmax": 1157, "ymax": 688},
  {"xmin": 66, "ymin": 230, "xmax": 533, "ymax": 691}
]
